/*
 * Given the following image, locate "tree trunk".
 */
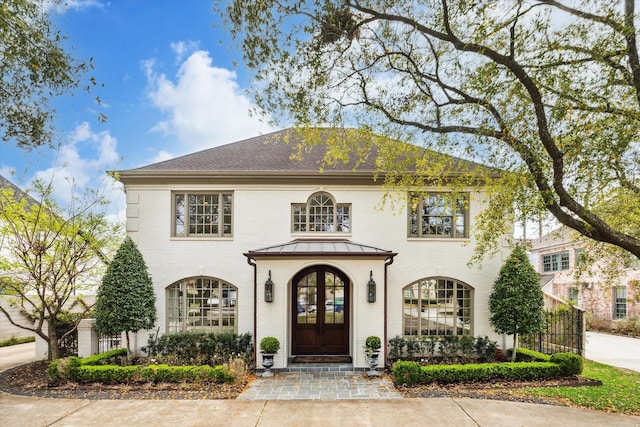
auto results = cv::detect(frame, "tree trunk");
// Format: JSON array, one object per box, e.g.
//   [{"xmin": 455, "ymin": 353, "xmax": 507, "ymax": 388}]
[
  {"xmin": 511, "ymin": 333, "xmax": 518, "ymax": 362},
  {"xmin": 48, "ymin": 321, "xmax": 59, "ymax": 360},
  {"xmin": 125, "ymin": 330, "xmax": 131, "ymax": 359}
]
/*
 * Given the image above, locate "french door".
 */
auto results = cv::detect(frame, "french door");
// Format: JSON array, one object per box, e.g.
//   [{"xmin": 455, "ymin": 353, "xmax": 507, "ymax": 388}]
[{"xmin": 292, "ymin": 265, "xmax": 349, "ymax": 354}]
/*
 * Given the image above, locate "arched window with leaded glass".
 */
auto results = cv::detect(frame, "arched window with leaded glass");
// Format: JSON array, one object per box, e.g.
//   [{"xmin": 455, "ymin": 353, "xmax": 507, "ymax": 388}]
[
  {"xmin": 166, "ymin": 277, "xmax": 237, "ymax": 334},
  {"xmin": 402, "ymin": 278, "xmax": 473, "ymax": 336},
  {"xmin": 292, "ymin": 192, "xmax": 351, "ymax": 233}
]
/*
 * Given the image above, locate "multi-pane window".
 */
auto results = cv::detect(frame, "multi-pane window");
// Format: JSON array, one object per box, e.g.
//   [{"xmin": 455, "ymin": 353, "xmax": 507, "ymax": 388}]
[
  {"xmin": 568, "ymin": 287, "xmax": 579, "ymax": 304},
  {"xmin": 292, "ymin": 192, "xmax": 350, "ymax": 232},
  {"xmin": 403, "ymin": 278, "xmax": 472, "ymax": 337},
  {"xmin": 613, "ymin": 286, "xmax": 627, "ymax": 319},
  {"xmin": 542, "ymin": 251, "xmax": 570, "ymax": 272},
  {"xmin": 166, "ymin": 277, "xmax": 237, "ymax": 333},
  {"xmin": 408, "ymin": 193, "xmax": 468, "ymax": 238},
  {"xmin": 174, "ymin": 192, "xmax": 232, "ymax": 237}
]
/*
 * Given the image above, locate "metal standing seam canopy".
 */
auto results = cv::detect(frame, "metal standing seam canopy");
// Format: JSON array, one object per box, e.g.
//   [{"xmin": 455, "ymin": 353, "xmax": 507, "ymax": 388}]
[{"xmin": 244, "ymin": 239, "xmax": 397, "ymax": 258}]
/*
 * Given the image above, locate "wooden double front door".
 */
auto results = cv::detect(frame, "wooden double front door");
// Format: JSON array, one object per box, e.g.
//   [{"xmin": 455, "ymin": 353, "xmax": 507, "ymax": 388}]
[{"xmin": 292, "ymin": 265, "xmax": 349, "ymax": 355}]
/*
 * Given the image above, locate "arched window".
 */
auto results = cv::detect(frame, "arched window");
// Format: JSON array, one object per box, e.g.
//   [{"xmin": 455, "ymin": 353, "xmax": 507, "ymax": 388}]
[
  {"xmin": 292, "ymin": 192, "xmax": 351, "ymax": 233},
  {"xmin": 402, "ymin": 278, "xmax": 472, "ymax": 336},
  {"xmin": 166, "ymin": 277, "xmax": 237, "ymax": 333}
]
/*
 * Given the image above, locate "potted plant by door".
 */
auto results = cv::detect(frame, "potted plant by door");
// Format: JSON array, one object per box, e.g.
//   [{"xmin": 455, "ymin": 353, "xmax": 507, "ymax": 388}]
[
  {"xmin": 364, "ymin": 336, "xmax": 381, "ymax": 376},
  {"xmin": 259, "ymin": 336, "xmax": 280, "ymax": 377}
]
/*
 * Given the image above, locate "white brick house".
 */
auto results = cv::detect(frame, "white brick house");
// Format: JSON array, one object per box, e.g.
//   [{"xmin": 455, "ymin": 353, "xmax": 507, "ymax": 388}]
[{"xmin": 117, "ymin": 128, "xmax": 510, "ymax": 369}]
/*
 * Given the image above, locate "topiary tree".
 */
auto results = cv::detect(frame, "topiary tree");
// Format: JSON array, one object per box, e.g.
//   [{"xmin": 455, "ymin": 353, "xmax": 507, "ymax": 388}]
[
  {"xmin": 489, "ymin": 245, "xmax": 545, "ymax": 361},
  {"xmin": 95, "ymin": 237, "xmax": 156, "ymax": 356}
]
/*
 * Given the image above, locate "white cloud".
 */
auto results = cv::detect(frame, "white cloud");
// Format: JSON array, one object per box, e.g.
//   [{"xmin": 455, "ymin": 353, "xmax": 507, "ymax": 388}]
[
  {"xmin": 29, "ymin": 122, "xmax": 123, "ymax": 214},
  {"xmin": 47, "ymin": 0, "xmax": 105, "ymax": 13},
  {"xmin": 152, "ymin": 150, "xmax": 174, "ymax": 164},
  {"xmin": 171, "ymin": 40, "xmax": 199, "ymax": 64},
  {"xmin": 144, "ymin": 49, "xmax": 274, "ymax": 153}
]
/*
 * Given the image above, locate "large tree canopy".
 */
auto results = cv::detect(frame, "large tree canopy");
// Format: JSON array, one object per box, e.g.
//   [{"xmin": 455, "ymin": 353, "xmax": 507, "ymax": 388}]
[
  {"xmin": 218, "ymin": 0, "xmax": 640, "ymax": 260},
  {"xmin": 0, "ymin": 0, "xmax": 102, "ymax": 149}
]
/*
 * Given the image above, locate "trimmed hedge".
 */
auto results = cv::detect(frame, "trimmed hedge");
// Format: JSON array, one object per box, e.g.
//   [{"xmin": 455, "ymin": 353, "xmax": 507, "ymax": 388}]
[
  {"xmin": 550, "ymin": 352, "xmax": 583, "ymax": 376},
  {"xmin": 512, "ymin": 348, "xmax": 551, "ymax": 362},
  {"xmin": 80, "ymin": 348, "xmax": 128, "ymax": 366},
  {"xmin": 48, "ymin": 347, "xmax": 235, "ymax": 384},
  {"xmin": 392, "ymin": 350, "xmax": 583, "ymax": 386},
  {"xmin": 71, "ymin": 364, "xmax": 234, "ymax": 383}
]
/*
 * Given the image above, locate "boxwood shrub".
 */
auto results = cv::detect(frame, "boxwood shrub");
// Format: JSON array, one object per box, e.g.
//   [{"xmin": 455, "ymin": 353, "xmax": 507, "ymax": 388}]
[
  {"xmin": 392, "ymin": 357, "xmax": 576, "ymax": 386},
  {"xmin": 550, "ymin": 352, "xmax": 583, "ymax": 375},
  {"xmin": 70, "ymin": 363, "xmax": 234, "ymax": 383},
  {"xmin": 48, "ymin": 347, "xmax": 235, "ymax": 384}
]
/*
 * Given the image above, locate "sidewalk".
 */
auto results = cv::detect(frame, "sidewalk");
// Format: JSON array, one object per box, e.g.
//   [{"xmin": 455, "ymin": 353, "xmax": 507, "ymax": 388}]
[
  {"xmin": 2, "ymin": 391, "xmax": 640, "ymax": 427},
  {"xmin": 1, "ymin": 342, "xmax": 639, "ymax": 426}
]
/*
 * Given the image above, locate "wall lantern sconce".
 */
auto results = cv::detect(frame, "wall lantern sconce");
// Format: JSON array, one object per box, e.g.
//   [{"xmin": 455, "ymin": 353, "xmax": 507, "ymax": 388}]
[
  {"xmin": 264, "ymin": 270, "xmax": 274, "ymax": 303},
  {"xmin": 367, "ymin": 270, "xmax": 376, "ymax": 303}
]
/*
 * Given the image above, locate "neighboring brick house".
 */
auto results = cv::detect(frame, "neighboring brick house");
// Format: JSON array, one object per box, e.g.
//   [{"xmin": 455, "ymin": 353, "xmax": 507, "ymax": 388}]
[
  {"xmin": 529, "ymin": 228, "xmax": 640, "ymax": 321},
  {"xmin": 116, "ymin": 128, "xmax": 512, "ymax": 369}
]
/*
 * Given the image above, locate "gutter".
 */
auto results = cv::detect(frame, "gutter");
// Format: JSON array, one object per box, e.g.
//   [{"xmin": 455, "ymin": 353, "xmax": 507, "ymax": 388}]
[
  {"xmin": 246, "ymin": 256, "xmax": 257, "ymax": 367},
  {"xmin": 384, "ymin": 254, "xmax": 396, "ymax": 361}
]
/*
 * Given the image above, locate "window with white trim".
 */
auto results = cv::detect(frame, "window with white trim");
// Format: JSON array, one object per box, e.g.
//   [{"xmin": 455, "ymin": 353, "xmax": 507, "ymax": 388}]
[
  {"xmin": 542, "ymin": 251, "xmax": 570, "ymax": 272},
  {"xmin": 292, "ymin": 192, "xmax": 351, "ymax": 232},
  {"xmin": 173, "ymin": 192, "xmax": 232, "ymax": 237},
  {"xmin": 568, "ymin": 287, "xmax": 579, "ymax": 304},
  {"xmin": 403, "ymin": 278, "xmax": 472, "ymax": 336},
  {"xmin": 166, "ymin": 277, "xmax": 237, "ymax": 333},
  {"xmin": 408, "ymin": 193, "xmax": 468, "ymax": 238},
  {"xmin": 613, "ymin": 286, "xmax": 627, "ymax": 319}
]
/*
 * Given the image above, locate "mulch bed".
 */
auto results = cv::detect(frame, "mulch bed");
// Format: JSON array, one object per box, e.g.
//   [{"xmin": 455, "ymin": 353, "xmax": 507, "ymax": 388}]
[
  {"xmin": 0, "ymin": 361, "xmax": 254, "ymax": 400},
  {"xmin": 0, "ymin": 361, "xmax": 601, "ymax": 403}
]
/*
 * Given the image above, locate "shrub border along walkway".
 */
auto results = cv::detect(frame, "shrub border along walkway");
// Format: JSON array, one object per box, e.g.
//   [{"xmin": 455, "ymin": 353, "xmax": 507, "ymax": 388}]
[
  {"xmin": 48, "ymin": 348, "xmax": 235, "ymax": 384},
  {"xmin": 392, "ymin": 348, "xmax": 583, "ymax": 386}
]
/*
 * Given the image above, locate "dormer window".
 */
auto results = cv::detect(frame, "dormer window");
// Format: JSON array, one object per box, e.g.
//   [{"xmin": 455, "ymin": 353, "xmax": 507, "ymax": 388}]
[{"xmin": 292, "ymin": 192, "xmax": 351, "ymax": 233}]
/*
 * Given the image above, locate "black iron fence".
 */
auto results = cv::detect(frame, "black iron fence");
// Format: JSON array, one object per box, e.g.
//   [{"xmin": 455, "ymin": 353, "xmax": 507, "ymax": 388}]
[
  {"xmin": 98, "ymin": 334, "xmax": 122, "ymax": 353},
  {"xmin": 521, "ymin": 307, "xmax": 585, "ymax": 356}
]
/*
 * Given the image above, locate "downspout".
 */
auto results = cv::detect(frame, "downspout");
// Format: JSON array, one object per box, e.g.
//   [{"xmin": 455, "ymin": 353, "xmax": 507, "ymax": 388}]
[
  {"xmin": 246, "ymin": 256, "xmax": 257, "ymax": 368},
  {"xmin": 383, "ymin": 255, "xmax": 395, "ymax": 361}
]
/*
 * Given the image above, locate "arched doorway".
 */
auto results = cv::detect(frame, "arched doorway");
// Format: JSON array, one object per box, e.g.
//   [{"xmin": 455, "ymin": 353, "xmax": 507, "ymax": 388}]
[{"xmin": 292, "ymin": 265, "xmax": 349, "ymax": 355}]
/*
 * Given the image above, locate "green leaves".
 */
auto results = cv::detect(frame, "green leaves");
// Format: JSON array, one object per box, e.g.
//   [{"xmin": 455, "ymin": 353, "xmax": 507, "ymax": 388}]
[
  {"xmin": 489, "ymin": 245, "xmax": 545, "ymax": 355},
  {"xmin": 1, "ymin": 0, "xmax": 103, "ymax": 148},
  {"xmin": 218, "ymin": 0, "xmax": 640, "ymax": 260},
  {"xmin": 95, "ymin": 237, "xmax": 156, "ymax": 337}
]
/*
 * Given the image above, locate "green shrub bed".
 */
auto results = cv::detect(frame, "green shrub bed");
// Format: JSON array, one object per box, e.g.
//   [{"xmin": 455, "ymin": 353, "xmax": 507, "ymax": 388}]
[
  {"xmin": 48, "ymin": 347, "xmax": 235, "ymax": 384},
  {"xmin": 392, "ymin": 349, "xmax": 583, "ymax": 386},
  {"xmin": 144, "ymin": 331, "xmax": 254, "ymax": 367}
]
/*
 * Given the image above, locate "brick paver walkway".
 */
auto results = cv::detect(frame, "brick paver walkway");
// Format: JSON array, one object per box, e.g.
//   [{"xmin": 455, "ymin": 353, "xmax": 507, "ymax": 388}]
[{"xmin": 237, "ymin": 371, "xmax": 403, "ymax": 400}]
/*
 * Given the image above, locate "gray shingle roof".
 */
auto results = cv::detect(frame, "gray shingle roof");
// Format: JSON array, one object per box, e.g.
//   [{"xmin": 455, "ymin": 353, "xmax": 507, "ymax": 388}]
[
  {"xmin": 120, "ymin": 128, "xmax": 486, "ymax": 177},
  {"xmin": 128, "ymin": 128, "xmax": 380, "ymax": 173}
]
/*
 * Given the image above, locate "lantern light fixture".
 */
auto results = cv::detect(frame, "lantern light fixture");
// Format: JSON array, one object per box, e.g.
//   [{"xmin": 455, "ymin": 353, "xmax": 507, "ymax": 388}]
[{"xmin": 264, "ymin": 270, "xmax": 274, "ymax": 302}]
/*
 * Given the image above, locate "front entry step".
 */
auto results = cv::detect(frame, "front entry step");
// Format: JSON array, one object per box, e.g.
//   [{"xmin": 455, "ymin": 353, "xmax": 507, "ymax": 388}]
[
  {"xmin": 290, "ymin": 355, "xmax": 352, "ymax": 364},
  {"xmin": 283, "ymin": 363, "xmax": 355, "ymax": 373},
  {"xmin": 285, "ymin": 356, "xmax": 354, "ymax": 373}
]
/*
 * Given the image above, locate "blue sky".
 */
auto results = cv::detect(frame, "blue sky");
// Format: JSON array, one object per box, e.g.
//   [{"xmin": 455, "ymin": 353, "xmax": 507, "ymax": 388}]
[{"xmin": 0, "ymin": 0, "xmax": 276, "ymax": 219}]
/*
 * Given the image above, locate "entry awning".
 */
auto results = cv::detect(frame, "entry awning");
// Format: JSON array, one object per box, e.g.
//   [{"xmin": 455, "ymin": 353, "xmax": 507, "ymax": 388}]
[{"xmin": 244, "ymin": 239, "xmax": 396, "ymax": 259}]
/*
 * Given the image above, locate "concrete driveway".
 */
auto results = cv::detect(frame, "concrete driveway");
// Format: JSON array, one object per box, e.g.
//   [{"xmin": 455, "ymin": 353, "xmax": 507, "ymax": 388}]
[
  {"xmin": 585, "ymin": 331, "xmax": 640, "ymax": 372},
  {"xmin": 0, "ymin": 341, "xmax": 37, "ymax": 373}
]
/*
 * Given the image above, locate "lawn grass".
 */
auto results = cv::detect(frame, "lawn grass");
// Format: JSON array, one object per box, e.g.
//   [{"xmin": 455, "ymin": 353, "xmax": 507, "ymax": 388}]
[
  {"xmin": 0, "ymin": 336, "xmax": 35, "ymax": 347},
  {"xmin": 516, "ymin": 360, "xmax": 640, "ymax": 415}
]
